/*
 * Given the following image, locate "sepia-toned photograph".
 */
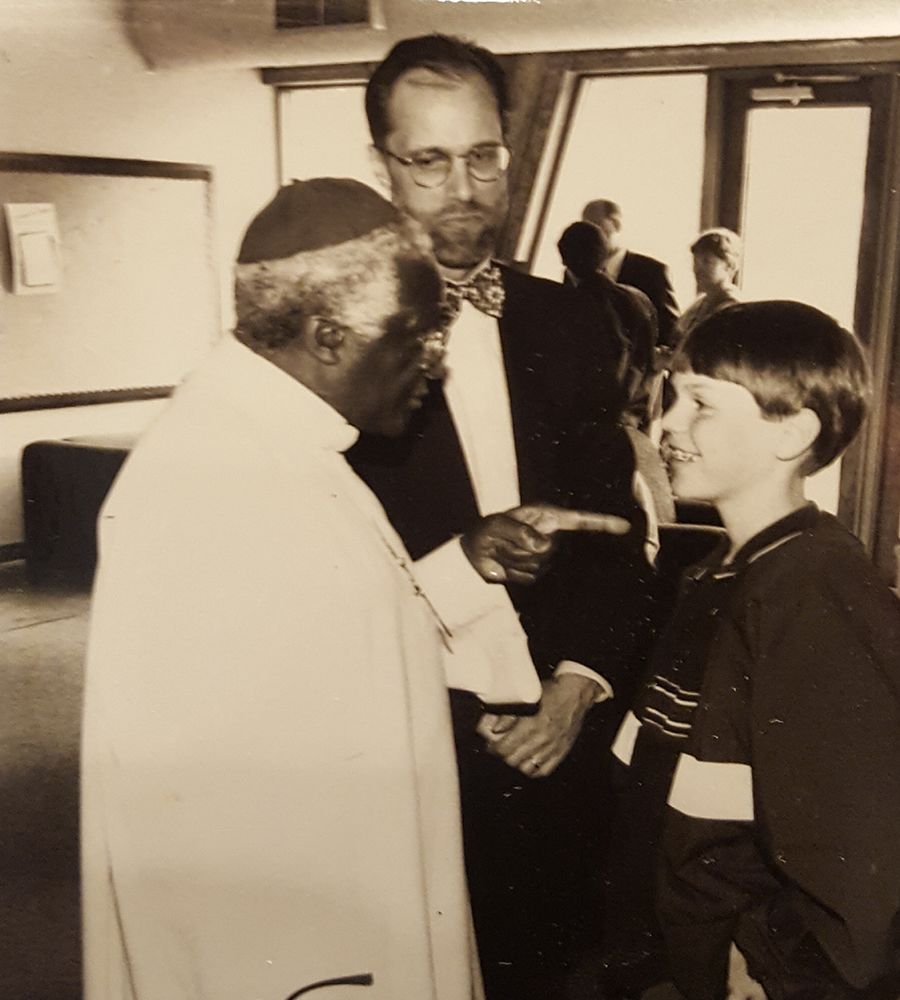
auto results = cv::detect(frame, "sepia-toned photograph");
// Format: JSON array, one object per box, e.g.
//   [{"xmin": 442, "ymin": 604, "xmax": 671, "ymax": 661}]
[{"xmin": 2, "ymin": 2, "xmax": 899, "ymax": 999}]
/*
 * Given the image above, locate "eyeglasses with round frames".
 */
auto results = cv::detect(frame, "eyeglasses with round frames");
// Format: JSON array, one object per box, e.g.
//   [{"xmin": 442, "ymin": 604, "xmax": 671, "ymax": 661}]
[{"xmin": 378, "ymin": 143, "xmax": 511, "ymax": 189}]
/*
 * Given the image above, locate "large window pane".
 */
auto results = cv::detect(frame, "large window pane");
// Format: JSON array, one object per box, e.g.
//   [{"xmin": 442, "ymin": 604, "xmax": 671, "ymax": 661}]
[
  {"xmin": 740, "ymin": 105, "xmax": 870, "ymax": 513},
  {"xmin": 529, "ymin": 72, "xmax": 706, "ymax": 309},
  {"xmin": 741, "ymin": 105, "xmax": 869, "ymax": 328},
  {"xmin": 278, "ymin": 85, "xmax": 379, "ymax": 187}
]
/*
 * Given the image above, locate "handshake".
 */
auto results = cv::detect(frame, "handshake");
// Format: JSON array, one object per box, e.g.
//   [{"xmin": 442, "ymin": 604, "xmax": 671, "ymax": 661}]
[{"xmin": 461, "ymin": 503, "xmax": 630, "ymax": 586}]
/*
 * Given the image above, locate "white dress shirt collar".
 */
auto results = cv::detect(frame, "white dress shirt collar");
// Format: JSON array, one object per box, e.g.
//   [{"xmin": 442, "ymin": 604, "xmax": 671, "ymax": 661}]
[
  {"xmin": 442, "ymin": 299, "xmax": 520, "ymax": 517},
  {"xmin": 201, "ymin": 334, "xmax": 360, "ymax": 455},
  {"xmin": 604, "ymin": 246, "xmax": 627, "ymax": 281}
]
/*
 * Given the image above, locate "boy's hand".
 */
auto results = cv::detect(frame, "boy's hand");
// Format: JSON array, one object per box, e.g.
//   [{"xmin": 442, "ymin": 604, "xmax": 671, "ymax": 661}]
[{"xmin": 727, "ymin": 942, "xmax": 768, "ymax": 1000}]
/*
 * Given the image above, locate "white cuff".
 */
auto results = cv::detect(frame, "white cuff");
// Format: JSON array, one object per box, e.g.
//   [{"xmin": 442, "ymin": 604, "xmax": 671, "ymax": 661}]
[
  {"xmin": 416, "ymin": 541, "xmax": 542, "ymax": 705},
  {"xmin": 553, "ymin": 660, "xmax": 614, "ymax": 702},
  {"xmin": 414, "ymin": 537, "xmax": 503, "ymax": 631},
  {"xmin": 442, "ymin": 611, "xmax": 542, "ymax": 706}
]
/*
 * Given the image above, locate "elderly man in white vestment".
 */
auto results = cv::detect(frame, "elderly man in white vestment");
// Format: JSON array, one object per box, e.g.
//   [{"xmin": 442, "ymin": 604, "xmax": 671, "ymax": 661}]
[{"xmin": 79, "ymin": 178, "xmax": 530, "ymax": 1000}]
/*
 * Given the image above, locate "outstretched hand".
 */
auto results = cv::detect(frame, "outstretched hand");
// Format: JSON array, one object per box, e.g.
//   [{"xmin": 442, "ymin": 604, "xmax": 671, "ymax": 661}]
[
  {"xmin": 462, "ymin": 503, "xmax": 630, "ymax": 585},
  {"xmin": 513, "ymin": 502, "xmax": 630, "ymax": 535},
  {"xmin": 460, "ymin": 509, "xmax": 554, "ymax": 585}
]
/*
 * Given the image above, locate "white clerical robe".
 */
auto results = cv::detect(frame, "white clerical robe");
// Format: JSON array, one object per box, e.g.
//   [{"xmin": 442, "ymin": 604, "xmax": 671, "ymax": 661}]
[{"xmin": 81, "ymin": 335, "xmax": 482, "ymax": 1000}]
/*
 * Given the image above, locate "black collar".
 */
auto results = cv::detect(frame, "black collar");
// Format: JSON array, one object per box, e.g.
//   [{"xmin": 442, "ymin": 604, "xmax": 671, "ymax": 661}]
[{"xmin": 690, "ymin": 503, "xmax": 819, "ymax": 582}]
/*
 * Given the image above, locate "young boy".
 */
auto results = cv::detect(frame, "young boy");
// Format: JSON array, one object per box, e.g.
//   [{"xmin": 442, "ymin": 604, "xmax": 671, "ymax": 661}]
[{"xmin": 603, "ymin": 301, "xmax": 900, "ymax": 1000}]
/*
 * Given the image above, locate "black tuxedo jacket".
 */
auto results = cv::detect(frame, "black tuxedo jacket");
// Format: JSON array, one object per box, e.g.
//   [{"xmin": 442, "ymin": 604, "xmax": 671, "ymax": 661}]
[
  {"xmin": 576, "ymin": 271, "xmax": 658, "ymax": 428},
  {"xmin": 348, "ymin": 264, "xmax": 653, "ymax": 700},
  {"xmin": 618, "ymin": 250, "xmax": 680, "ymax": 350}
]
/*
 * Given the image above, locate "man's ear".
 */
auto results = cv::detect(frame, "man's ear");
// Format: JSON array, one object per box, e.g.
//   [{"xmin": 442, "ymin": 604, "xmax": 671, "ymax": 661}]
[
  {"xmin": 776, "ymin": 407, "xmax": 821, "ymax": 463},
  {"xmin": 369, "ymin": 145, "xmax": 392, "ymax": 196},
  {"xmin": 309, "ymin": 318, "xmax": 346, "ymax": 366}
]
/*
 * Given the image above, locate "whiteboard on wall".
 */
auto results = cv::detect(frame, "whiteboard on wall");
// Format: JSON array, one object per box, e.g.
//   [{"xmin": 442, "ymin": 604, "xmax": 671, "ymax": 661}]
[{"xmin": 0, "ymin": 153, "xmax": 218, "ymax": 412}]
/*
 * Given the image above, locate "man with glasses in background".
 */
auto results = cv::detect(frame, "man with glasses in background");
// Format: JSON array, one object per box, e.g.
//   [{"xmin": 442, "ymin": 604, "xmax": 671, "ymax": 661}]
[
  {"xmin": 582, "ymin": 198, "xmax": 681, "ymax": 353},
  {"xmin": 349, "ymin": 34, "xmax": 657, "ymax": 1000}
]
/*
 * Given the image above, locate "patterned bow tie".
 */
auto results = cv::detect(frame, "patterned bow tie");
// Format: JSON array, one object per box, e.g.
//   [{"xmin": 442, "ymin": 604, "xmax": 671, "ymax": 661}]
[{"xmin": 440, "ymin": 262, "xmax": 506, "ymax": 329}]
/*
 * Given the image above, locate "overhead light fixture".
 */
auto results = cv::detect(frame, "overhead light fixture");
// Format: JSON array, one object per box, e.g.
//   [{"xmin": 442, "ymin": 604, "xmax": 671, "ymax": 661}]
[
  {"xmin": 774, "ymin": 71, "xmax": 860, "ymax": 84},
  {"xmin": 275, "ymin": 0, "xmax": 383, "ymax": 29},
  {"xmin": 750, "ymin": 84, "xmax": 814, "ymax": 105}
]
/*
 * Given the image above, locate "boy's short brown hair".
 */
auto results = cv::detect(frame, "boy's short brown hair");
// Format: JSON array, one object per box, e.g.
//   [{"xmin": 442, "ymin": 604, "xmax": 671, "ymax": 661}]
[{"xmin": 672, "ymin": 300, "xmax": 870, "ymax": 473}]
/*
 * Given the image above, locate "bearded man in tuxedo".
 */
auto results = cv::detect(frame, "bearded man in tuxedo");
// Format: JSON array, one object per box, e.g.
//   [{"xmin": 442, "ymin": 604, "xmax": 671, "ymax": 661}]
[{"xmin": 349, "ymin": 34, "xmax": 658, "ymax": 1000}]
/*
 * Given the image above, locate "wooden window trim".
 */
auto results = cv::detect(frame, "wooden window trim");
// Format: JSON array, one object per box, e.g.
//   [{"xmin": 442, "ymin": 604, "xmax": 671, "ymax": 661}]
[{"xmin": 261, "ymin": 36, "xmax": 900, "ymax": 87}]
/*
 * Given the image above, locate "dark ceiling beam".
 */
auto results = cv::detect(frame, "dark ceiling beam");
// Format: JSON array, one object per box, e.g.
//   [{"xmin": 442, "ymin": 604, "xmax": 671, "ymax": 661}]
[
  {"xmin": 495, "ymin": 52, "xmax": 570, "ymax": 263},
  {"xmin": 261, "ymin": 36, "xmax": 900, "ymax": 86}
]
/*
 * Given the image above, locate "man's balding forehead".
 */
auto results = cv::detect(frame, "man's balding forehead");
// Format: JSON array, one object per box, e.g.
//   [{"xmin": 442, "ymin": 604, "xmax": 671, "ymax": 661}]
[
  {"xmin": 582, "ymin": 200, "xmax": 621, "ymax": 223},
  {"xmin": 390, "ymin": 64, "xmax": 503, "ymax": 111},
  {"xmin": 396, "ymin": 64, "xmax": 469, "ymax": 90}
]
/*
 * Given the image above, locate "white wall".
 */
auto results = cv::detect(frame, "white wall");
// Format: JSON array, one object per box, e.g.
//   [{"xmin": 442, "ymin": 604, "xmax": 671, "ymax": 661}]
[
  {"xmin": 128, "ymin": 0, "xmax": 900, "ymax": 70},
  {"xmin": 0, "ymin": 0, "xmax": 278, "ymax": 547}
]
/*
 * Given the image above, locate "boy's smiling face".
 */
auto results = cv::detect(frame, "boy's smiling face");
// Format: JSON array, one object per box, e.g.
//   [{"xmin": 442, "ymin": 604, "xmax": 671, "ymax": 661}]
[{"xmin": 661, "ymin": 369, "xmax": 786, "ymax": 506}]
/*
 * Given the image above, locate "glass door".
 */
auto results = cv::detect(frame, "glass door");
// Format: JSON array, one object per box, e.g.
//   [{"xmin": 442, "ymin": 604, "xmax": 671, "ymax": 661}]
[{"xmin": 714, "ymin": 75, "xmax": 875, "ymax": 517}]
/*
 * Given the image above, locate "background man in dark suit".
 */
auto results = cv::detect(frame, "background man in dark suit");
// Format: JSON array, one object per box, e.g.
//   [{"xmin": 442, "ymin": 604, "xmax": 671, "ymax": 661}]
[
  {"xmin": 582, "ymin": 198, "xmax": 681, "ymax": 350},
  {"xmin": 559, "ymin": 219, "xmax": 658, "ymax": 431},
  {"xmin": 349, "ymin": 34, "xmax": 656, "ymax": 1000}
]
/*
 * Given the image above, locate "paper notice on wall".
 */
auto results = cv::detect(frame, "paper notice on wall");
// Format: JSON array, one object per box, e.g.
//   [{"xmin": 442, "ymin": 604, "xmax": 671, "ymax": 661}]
[{"xmin": 4, "ymin": 202, "xmax": 62, "ymax": 294}]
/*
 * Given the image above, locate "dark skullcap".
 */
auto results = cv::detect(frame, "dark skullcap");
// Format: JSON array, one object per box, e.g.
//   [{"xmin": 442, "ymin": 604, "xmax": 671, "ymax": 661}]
[{"xmin": 237, "ymin": 177, "xmax": 402, "ymax": 264}]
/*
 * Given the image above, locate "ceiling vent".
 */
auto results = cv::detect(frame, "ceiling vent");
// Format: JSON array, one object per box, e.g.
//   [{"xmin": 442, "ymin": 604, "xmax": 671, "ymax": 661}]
[
  {"xmin": 126, "ymin": 0, "xmax": 387, "ymax": 71},
  {"xmin": 276, "ymin": 0, "xmax": 377, "ymax": 29}
]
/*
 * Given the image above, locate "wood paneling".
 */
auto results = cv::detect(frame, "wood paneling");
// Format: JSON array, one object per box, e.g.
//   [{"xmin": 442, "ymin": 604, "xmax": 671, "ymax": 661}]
[{"xmin": 495, "ymin": 53, "xmax": 570, "ymax": 262}]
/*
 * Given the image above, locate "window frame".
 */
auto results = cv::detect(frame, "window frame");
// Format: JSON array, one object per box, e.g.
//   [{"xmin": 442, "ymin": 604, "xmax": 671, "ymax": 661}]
[{"xmin": 266, "ymin": 37, "xmax": 900, "ymax": 580}]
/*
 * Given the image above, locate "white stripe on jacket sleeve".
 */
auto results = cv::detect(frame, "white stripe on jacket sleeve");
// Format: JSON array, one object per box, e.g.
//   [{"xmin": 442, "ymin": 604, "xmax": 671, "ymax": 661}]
[{"xmin": 667, "ymin": 753, "xmax": 754, "ymax": 821}]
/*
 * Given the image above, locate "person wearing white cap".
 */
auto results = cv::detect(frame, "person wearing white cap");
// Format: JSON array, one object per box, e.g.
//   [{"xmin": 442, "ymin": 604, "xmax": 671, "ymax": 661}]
[{"xmin": 80, "ymin": 177, "xmax": 552, "ymax": 1000}]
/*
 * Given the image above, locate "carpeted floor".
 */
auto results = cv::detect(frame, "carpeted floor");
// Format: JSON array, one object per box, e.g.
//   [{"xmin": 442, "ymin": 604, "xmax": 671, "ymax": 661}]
[{"xmin": 1, "ymin": 560, "xmax": 89, "ymax": 1000}]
